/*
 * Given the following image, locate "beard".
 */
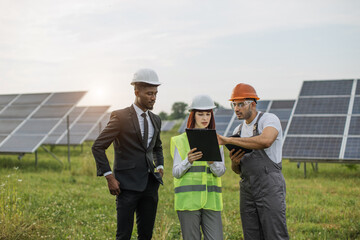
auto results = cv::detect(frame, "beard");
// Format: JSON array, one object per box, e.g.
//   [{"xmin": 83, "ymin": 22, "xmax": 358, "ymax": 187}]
[
  {"xmin": 236, "ymin": 105, "xmax": 252, "ymax": 120},
  {"xmin": 144, "ymin": 101, "xmax": 155, "ymax": 110}
]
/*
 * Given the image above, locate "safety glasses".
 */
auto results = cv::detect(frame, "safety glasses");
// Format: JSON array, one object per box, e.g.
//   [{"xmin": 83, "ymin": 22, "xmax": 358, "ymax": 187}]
[{"xmin": 230, "ymin": 100, "xmax": 253, "ymax": 109}]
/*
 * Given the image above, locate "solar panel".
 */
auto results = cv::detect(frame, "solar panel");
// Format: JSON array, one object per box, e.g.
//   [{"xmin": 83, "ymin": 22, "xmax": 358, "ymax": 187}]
[
  {"xmin": 348, "ymin": 116, "xmax": 360, "ymax": 135},
  {"xmin": 0, "ymin": 91, "xmax": 86, "ymax": 153},
  {"xmin": 44, "ymin": 106, "xmax": 110, "ymax": 145},
  {"xmin": 12, "ymin": 93, "xmax": 50, "ymax": 105},
  {"xmin": 295, "ymin": 97, "xmax": 350, "ymax": 114},
  {"xmin": 352, "ymin": 97, "xmax": 360, "ymax": 114},
  {"xmin": 32, "ymin": 105, "xmax": 75, "ymax": 118},
  {"xmin": 0, "ymin": 136, "xmax": 7, "ymax": 145},
  {"xmin": 0, "ymin": 105, "xmax": 39, "ymax": 118},
  {"xmin": 0, "ymin": 119, "xmax": 23, "ymax": 134},
  {"xmin": 44, "ymin": 92, "xmax": 86, "ymax": 105},
  {"xmin": 270, "ymin": 100, "xmax": 295, "ymax": 109},
  {"xmin": 0, "ymin": 135, "xmax": 45, "ymax": 153},
  {"xmin": 256, "ymin": 100, "xmax": 271, "ymax": 112},
  {"xmin": 86, "ymin": 112, "xmax": 111, "ymax": 141},
  {"xmin": 344, "ymin": 138, "xmax": 360, "ymax": 159},
  {"xmin": 287, "ymin": 116, "xmax": 346, "ymax": 135},
  {"xmin": 161, "ymin": 120, "xmax": 176, "ymax": 131},
  {"xmin": 283, "ymin": 136, "xmax": 343, "ymax": 159},
  {"xmin": 283, "ymin": 79, "xmax": 360, "ymax": 161},
  {"xmin": 213, "ymin": 108, "xmax": 233, "ymax": 136},
  {"xmin": 299, "ymin": 79, "xmax": 353, "ymax": 96},
  {"xmin": 0, "ymin": 94, "xmax": 18, "ymax": 105},
  {"xmin": 14, "ymin": 119, "xmax": 60, "ymax": 134},
  {"xmin": 178, "ymin": 115, "xmax": 189, "ymax": 133}
]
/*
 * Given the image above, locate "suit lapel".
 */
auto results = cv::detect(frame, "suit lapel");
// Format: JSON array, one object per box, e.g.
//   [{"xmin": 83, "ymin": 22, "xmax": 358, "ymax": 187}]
[
  {"xmin": 148, "ymin": 112, "xmax": 159, "ymax": 148},
  {"xmin": 129, "ymin": 106, "xmax": 145, "ymax": 148}
]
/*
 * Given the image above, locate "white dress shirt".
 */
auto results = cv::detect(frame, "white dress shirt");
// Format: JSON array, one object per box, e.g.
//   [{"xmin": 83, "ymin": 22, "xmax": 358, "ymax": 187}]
[
  {"xmin": 103, "ymin": 104, "xmax": 163, "ymax": 177},
  {"xmin": 172, "ymin": 145, "xmax": 226, "ymax": 178},
  {"xmin": 132, "ymin": 103, "xmax": 155, "ymax": 147}
]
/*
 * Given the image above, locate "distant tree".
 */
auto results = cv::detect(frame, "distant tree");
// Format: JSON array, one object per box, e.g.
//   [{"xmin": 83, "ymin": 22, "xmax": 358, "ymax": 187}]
[
  {"xmin": 214, "ymin": 101, "xmax": 224, "ymax": 109},
  {"xmin": 158, "ymin": 111, "xmax": 168, "ymax": 121},
  {"xmin": 170, "ymin": 102, "xmax": 188, "ymax": 120}
]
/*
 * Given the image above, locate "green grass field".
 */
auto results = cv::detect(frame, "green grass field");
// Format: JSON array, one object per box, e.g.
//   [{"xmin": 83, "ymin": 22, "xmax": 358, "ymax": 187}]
[{"xmin": 1, "ymin": 126, "xmax": 359, "ymax": 239}]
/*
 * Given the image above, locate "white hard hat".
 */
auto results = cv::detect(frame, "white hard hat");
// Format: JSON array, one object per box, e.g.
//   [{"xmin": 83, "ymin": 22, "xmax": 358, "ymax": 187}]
[
  {"xmin": 131, "ymin": 68, "xmax": 161, "ymax": 86},
  {"xmin": 188, "ymin": 94, "xmax": 217, "ymax": 111}
]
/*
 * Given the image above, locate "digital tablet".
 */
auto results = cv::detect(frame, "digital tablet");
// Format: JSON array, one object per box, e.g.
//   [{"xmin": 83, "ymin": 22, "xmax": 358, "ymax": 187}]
[
  {"xmin": 225, "ymin": 134, "xmax": 253, "ymax": 154},
  {"xmin": 185, "ymin": 128, "xmax": 222, "ymax": 162}
]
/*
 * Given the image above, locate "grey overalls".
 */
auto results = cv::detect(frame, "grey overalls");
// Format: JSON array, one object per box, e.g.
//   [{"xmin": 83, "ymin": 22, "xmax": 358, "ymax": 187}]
[{"xmin": 237, "ymin": 112, "xmax": 289, "ymax": 240}]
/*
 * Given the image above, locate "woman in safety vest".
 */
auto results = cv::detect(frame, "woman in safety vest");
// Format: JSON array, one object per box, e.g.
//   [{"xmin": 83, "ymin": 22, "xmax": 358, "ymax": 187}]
[{"xmin": 170, "ymin": 94, "xmax": 226, "ymax": 240}]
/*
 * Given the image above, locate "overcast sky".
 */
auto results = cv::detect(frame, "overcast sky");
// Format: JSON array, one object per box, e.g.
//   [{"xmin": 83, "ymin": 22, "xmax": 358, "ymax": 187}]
[{"xmin": 1, "ymin": 0, "xmax": 360, "ymax": 114}]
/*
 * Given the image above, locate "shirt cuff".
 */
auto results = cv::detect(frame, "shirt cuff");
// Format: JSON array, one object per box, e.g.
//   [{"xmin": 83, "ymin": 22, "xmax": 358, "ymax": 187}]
[
  {"xmin": 156, "ymin": 165, "xmax": 164, "ymax": 170},
  {"xmin": 103, "ymin": 171, "xmax": 112, "ymax": 177}
]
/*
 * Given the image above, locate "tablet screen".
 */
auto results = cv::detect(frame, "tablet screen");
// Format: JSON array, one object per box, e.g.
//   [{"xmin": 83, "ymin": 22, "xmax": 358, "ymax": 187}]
[{"xmin": 185, "ymin": 129, "xmax": 222, "ymax": 162}]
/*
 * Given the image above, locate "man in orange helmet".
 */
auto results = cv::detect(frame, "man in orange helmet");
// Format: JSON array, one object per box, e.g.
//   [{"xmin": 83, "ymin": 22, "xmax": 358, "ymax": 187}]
[{"xmin": 217, "ymin": 83, "xmax": 289, "ymax": 240}]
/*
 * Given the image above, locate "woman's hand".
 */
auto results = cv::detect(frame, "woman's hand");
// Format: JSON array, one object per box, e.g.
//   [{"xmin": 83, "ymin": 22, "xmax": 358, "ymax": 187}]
[{"xmin": 188, "ymin": 148, "xmax": 203, "ymax": 164}]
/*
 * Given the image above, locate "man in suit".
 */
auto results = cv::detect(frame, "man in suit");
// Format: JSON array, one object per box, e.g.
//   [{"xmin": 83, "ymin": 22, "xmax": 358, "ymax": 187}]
[{"xmin": 92, "ymin": 68, "xmax": 164, "ymax": 240}]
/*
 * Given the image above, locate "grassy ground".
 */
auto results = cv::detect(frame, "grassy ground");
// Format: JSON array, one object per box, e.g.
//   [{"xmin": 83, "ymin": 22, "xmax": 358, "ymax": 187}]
[{"xmin": 0, "ymin": 126, "xmax": 359, "ymax": 239}]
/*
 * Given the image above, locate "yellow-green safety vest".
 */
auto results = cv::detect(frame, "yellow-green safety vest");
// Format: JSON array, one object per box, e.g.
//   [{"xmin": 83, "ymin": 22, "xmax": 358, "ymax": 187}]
[{"xmin": 170, "ymin": 133, "xmax": 223, "ymax": 211}]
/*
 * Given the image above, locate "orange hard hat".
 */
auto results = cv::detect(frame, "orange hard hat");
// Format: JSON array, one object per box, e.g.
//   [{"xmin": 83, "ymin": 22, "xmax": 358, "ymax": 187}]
[{"xmin": 229, "ymin": 83, "xmax": 260, "ymax": 101}]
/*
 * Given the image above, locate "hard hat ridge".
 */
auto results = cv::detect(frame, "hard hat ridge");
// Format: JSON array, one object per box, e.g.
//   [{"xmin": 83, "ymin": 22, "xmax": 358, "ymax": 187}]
[
  {"xmin": 229, "ymin": 83, "xmax": 260, "ymax": 101},
  {"xmin": 188, "ymin": 94, "xmax": 217, "ymax": 111},
  {"xmin": 131, "ymin": 68, "xmax": 161, "ymax": 86}
]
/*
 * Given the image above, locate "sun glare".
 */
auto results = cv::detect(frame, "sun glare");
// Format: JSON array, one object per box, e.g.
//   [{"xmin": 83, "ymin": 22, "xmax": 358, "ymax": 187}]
[
  {"xmin": 90, "ymin": 87, "xmax": 107, "ymax": 103},
  {"xmin": 94, "ymin": 88, "xmax": 104, "ymax": 98}
]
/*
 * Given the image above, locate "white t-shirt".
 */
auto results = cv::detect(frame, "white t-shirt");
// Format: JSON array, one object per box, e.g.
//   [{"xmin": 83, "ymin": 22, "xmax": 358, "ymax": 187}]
[{"xmin": 233, "ymin": 112, "xmax": 283, "ymax": 164}]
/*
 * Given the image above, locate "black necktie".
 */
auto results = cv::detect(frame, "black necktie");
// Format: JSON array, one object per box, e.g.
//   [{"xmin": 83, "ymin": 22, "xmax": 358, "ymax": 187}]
[{"xmin": 141, "ymin": 113, "xmax": 148, "ymax": 148}]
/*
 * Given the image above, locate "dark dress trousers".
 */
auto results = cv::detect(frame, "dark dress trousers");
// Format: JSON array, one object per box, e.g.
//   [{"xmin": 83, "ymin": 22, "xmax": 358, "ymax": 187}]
[{"xmin": 92, "ymin": 105, "xmax": 164, "ymax": 240}]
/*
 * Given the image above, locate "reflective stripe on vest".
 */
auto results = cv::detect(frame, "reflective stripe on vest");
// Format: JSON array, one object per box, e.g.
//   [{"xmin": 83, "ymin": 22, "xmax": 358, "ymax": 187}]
[
  {"xmin": 174, "ymin": 185, "xmax": 222, "ymax": 193},
  {"xmin": 186, "ymin": 166, "xmax": 213, "ymax": 174},
  {"xmin": 171, "ymin": 133, "xmax": 223, "ymax": 211}
]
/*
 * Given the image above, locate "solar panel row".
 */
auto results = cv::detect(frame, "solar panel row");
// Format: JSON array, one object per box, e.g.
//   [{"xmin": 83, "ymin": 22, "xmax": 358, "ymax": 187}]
[
  {"xmin": 44, "ymin": 106, "xmax": 110, "ymax": 145},
  {"xmin": 0, "ymin": 92, "xmax": 86, "ymax": 153},
  {"xmin": 0, "ymin": 92, "xmax": 110, "ymax": 154},
  {"xmin": 283, "ymin": 79, "xmax": 360, "ymax": 161},
  {"xmin": 86, "ymin": 112, "xmax": 111, "ymax": 141}
]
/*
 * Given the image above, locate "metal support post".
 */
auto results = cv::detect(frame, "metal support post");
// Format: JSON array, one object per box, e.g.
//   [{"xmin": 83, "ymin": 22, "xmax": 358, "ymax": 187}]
[
  {"xmin": 35, "ymin": 150, "xmax": 38, "ymax": 167},
  {"xmin": 304, "ymin": 162, "xmax": 307, "ymax": 178},
  {"xmin": 67, "ymin": 115, "xmax": 71, "ymax": 170}
]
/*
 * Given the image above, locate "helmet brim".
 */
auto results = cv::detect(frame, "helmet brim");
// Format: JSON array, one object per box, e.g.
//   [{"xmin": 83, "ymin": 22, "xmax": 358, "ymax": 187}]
[
  {"xmin": 229, "ymin": 97, "xmax": 260, "ymax": 101},
  {"xmin": 131, "ymin": 80, "xmax": 162, "ymax": 86}
]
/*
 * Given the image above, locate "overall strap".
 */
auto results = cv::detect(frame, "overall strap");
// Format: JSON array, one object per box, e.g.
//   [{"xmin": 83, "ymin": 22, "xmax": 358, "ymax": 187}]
[
  {"xmin": 253, "ymin": 112, "xmax": 264, "ymax": 136},
  {"xmin": 237, "ymin": 122, "xmax": 243, "ymax": 136}
]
